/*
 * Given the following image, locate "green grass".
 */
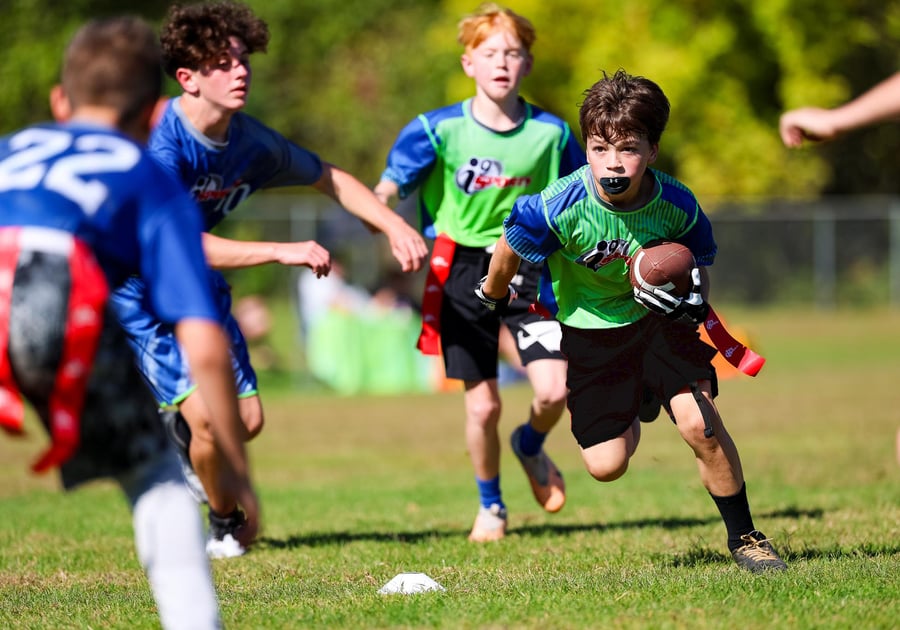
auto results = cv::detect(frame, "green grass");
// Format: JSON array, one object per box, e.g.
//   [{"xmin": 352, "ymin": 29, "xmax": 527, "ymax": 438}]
[{"xmin": 1, "ymin": 307, "xmax": 898, "ymax": 629}]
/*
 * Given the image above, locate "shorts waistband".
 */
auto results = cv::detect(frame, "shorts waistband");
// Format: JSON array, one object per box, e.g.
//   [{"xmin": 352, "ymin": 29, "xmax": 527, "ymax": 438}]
[{"xmin": 454, "ymin": 243, "xmax": 496, "ymax": 255}]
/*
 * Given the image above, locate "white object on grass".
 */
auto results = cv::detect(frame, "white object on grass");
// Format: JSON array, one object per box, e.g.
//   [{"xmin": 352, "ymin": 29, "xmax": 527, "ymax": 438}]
[{"xmin": 378, "ymin": 572, "xmax": 446, "ymax": 595}]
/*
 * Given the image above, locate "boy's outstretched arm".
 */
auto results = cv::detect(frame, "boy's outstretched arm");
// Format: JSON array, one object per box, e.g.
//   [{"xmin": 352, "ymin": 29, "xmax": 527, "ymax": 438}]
[
  {"xmin": 201, "ymin": 233, "xmax": 332, "ymax": 277},
  {"xmin": 780, "ymin": 71, "xmax": 900, "ymax": 147},
  {"xmin": 313, "ymin": 162, "xmax": 428, "ymax": 273}
]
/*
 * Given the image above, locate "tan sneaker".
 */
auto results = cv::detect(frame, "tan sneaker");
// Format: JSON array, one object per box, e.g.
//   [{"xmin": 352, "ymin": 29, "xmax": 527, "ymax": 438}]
[
  {"xmin": 731, "ymin": 531, "xmax": 787, "ymax": 573},
  {"xmin": 510, "ymin": 425, "xmax": 566, "ymax": 513},
  {"xmin": 468, "ymin": 504, "xmax": 507, "ymax": 542}
]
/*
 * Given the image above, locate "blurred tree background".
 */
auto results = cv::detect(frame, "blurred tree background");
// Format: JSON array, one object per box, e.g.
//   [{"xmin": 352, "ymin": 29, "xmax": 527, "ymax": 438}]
[{"xmin": 2, "ymin": 0, "xmax": 898, "ymax": 203}]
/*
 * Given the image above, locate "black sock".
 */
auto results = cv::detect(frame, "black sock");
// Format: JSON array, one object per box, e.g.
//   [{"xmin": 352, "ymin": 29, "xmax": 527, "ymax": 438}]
[{"xmin": 710, "ymin": 482, "xmax": 756, "ymax": 552}]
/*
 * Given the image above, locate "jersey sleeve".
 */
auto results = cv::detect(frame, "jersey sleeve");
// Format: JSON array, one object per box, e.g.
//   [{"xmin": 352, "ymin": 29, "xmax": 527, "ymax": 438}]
[
  {"xmin": 136, "ymin": 163, "xmax": 219, "ymax": 324},
  {"xmin": 379, "ymin": 114, "xmax": 439, "ymax": 199},
  {"xmin": 503, "ymin": 192, "xmax": 563, "ymax": 264},
  {"xmin": 677, "ymin": 205, "xmax": 717, "ymax": 267},
  {"xmin": 260, "ymin": 131, "xmax": 324, "ymax": 188}
]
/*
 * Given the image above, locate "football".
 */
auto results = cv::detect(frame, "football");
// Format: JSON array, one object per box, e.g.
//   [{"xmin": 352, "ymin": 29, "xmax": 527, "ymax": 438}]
[{"xmin": 629, "ymin": 241, "xmax": 695, "ymax": 297}]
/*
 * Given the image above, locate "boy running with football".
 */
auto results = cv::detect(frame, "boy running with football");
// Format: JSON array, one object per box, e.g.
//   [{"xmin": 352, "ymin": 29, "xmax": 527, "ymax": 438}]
[
  {"xmin": 111, "ymin": 0, "xmax": 427, "ymax": 558},
  {"xmin": 0, "ymin": 17, "xmax": 257, "ymax": 628},
  {"xmin": 478, "ymin": 69, "xmax": 787, "ymax": 572},
  {"xmin": 375, "ymin": 3, "xmax": 585, "ymax": 542}
]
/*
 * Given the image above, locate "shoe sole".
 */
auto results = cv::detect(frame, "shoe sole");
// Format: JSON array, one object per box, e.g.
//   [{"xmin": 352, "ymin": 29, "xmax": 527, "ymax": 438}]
[
  {"xmin": 527, "ymin": 463, "xmax": 566, "ymax": 513},
  {"xmin": 511, "ymin": 427, "xmax": 567, "ymax": 513},
  {"xmin": 467, "ymin": 526, "xmax": 506, "ymax": 542}
]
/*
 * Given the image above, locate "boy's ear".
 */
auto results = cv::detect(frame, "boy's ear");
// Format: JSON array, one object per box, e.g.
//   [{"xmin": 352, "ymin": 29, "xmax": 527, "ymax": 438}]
[
  {"xmin": 460, "ymin": 53, "xmax": 476, "ymax": 78},
  {"xmin": 49, "ymin": 84, "xmax": 71, "ymax": 122},
  {"xmin": 648, "ymin": 143, "xmax": 659, "ymax": 164},
  {"xmin": 522, "ymin": 52, "xmax": 534, "ymax": 77},
  {"xmin": 175, "ymin": 67, "xmax": 200, "ymax": 95}
]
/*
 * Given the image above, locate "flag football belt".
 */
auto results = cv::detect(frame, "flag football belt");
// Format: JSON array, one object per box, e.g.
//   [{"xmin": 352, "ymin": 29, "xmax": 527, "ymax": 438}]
[
  {"xmin": 0, "ymin": 227, "xmax": 109, "ymax": 473},
  {"xmin": 704, "ymin": 305, "xmax": 765, "ymax": 377},
  {"xmin": 417, "ymin": 233, "xmax": 457, "ymax": 356}
]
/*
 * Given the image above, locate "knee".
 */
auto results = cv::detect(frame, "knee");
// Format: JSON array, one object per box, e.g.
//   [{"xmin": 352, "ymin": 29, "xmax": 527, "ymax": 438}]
[
  {"xmin": 532, "ymin": 381, "xmax": 568, "ymax": 414},
  {"xmin": 583, "ymin": 454, "xmax": 629, "ymax": 482},
  {"xmin": 675, "ymin": 403, "xmax": 720, "ymax": 450},
  {"xmin": 466, "ymin": 397, "xmax": 502, "ymax": 429},
  {"xmin": 242, "ymin": 408, "xmax": 264, "ymax": 440}
]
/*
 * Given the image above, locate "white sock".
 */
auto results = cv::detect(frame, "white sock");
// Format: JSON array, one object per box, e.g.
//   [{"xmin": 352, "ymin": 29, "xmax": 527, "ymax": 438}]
[{"xmin": 123, "ymin": 452, "xmax": 221, "ymax": 630}]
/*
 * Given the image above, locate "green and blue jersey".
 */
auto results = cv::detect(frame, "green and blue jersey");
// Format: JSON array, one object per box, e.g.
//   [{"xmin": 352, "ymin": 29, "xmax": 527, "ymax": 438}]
[
  {"xmin": 381, "ymin": 98, "xmax": 585, "ymax": 247},
  {"xmin": 504, "ymin": 166, "xmax": 717, "ymax": 329}
]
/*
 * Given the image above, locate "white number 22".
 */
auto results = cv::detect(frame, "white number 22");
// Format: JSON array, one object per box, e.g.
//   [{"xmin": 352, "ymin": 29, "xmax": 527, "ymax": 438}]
[{"xmin": 0, "ymin": 127, "xmax": 140, "ymax": 216}]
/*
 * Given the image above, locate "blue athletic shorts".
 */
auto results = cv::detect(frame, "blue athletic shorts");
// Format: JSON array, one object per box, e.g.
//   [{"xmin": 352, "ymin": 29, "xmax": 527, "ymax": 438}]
[{"xmin": 111, "ymin": 270, "xmax": 258, "ymax": 406}]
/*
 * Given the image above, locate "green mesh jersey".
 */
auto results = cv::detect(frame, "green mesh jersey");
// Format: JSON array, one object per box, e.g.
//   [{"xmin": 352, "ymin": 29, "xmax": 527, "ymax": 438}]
[
  {"xmin": 380, "ymin": 98, "xmax": 585, "ymax": 247},
  {"xmin": 504, "ymin": 166, "xmax": 717, "ymax": 329}
]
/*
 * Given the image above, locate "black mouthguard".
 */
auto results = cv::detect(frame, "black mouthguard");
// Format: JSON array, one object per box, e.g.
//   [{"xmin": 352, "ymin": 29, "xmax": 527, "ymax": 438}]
[{"xmin": 599, "ymin": 177, "xmax": 631, "ymax": 195}]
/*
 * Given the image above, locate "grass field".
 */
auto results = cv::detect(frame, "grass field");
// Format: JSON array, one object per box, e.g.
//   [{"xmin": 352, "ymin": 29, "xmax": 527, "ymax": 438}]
[{"xmin": 0, "ymin": 307, "xmax": 898, "ymax": 629}]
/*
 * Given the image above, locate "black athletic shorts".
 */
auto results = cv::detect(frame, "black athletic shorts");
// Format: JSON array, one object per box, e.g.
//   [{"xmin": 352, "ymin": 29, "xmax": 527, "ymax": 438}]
[
  {"xmin": 440, "ymin": 246, "xmax": 563, "ymax": 381},
  {"xmin": 7, "ymin": 250, "xmax": 167, "ymax": 489},
  {"xmin": 561, "ymin": 313, "xmax": 717, "ymax": 449}
]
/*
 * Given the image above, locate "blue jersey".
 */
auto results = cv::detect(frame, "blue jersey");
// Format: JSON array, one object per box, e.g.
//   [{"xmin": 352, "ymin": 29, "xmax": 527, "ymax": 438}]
[
  {"xmin": 149, "ymin": 97, "xmax": 324, "ymax": 230},
  {"xmin": 0, "ymin": 122, "xmax": 217, "ymax": 325},
  {"xmin": 111, "ymin": 97, "xmax": 325, "ymax": 404}
]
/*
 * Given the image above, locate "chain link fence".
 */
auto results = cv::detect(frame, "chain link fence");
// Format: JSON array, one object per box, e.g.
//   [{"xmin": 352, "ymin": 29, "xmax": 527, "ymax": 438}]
[{"xmin": 224, "ymin": 193, "xmax": 900, "ymax": 309}]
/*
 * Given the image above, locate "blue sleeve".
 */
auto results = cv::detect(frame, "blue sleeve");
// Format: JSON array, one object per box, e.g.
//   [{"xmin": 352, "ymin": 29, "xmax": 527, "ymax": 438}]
[
  {"xmin": 380, "ymin": 114, "xmax": 438, "ymax": 199},
  {"xmin": 260, "ymin": 132, "xmax": 324, "ymax": 188},
  {"xmin": 678, "ymin": 206, "xmax": 717, "ymax": 267},
  {"xmin": 503, "ymin": 193, "xmax": 562, "ymax": 264},
  {"xmin": 138, "ymin": 167, "xmax": 218, "ymax": 324}
]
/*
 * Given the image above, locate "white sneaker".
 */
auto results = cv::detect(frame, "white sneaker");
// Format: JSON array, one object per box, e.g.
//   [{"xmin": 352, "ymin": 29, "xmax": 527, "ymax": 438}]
[
  {"xmin": 206, "ymin": 508, "xmax": 247, "ymax": 559},
  {"xmin": 206, "ymin": 533, "xmax": 246, "ymax": 559},
  {"xmin": 468, "ymin": 503, "xmax": 507, "ymax": 542}
]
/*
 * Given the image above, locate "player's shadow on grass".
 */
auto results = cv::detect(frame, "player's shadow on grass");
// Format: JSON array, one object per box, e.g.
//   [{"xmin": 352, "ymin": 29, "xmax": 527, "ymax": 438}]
[
  {"xmin": 509, "ymin": 506, "xmax": 823, "ymax": 538},
  {"xmin": 668, "ymin": 540, "xmax": 900, "ymax": 568},
  {"xmin": 257, "ymin": 506, "xmax": 824, "ymax": 550}
]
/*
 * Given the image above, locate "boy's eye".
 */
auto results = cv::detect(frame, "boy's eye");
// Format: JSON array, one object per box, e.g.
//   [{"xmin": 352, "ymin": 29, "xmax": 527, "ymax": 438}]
[{"xmin": 479, "ymin": 49, "xmax": 525, "ymax": 60}]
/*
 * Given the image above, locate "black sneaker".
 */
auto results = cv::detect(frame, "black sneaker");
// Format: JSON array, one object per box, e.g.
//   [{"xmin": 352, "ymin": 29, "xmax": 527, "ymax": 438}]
[
  {"xmin": 159, "ymin": 409, "xmax": 208, "ymax": 503},
  {"xmin": 160, "ymin": 408, "xmax": 192, "ymax": 455},
  {"xmin": 206, "ymin": 508, "xmax": 247, "ymax": 559},
  {"xmin": 731, "ymin": 530, "xmax": 787, "ymax": 573}
]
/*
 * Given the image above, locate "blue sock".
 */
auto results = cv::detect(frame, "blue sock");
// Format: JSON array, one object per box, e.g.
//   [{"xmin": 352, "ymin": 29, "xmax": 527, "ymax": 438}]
[
  {"xmin": 517, "ymin": 422, "xmax": 546, "ymax": 456},
  {"xmin": 476, "ymin": 476, "xmax": 503, "ymax": 509}
]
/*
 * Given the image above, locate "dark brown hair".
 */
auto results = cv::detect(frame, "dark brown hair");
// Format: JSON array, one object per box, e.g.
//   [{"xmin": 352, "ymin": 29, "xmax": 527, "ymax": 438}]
[
  {"xmin": 579, "ymin": 69, "xmax": 670, "ymax": 145},
  {"xmin": 160, "ymin": 1, "xmax": 270, "ymax": 77},
  {"xmin": 61, "ymin": 16, "xmax": 162, "ymax": 127}
]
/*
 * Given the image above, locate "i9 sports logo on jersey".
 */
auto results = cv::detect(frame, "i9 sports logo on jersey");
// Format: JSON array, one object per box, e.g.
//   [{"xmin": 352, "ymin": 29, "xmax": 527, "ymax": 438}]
[{"xmin": 455, "ymin": 157, "xmax": 531, "ymax": 195}]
